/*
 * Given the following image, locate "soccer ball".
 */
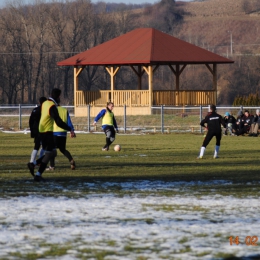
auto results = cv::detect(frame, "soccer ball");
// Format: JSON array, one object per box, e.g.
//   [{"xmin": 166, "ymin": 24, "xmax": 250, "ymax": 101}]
[{"xmin": 114, "ymin": 144, "xmax": 121, "ymax": 152}]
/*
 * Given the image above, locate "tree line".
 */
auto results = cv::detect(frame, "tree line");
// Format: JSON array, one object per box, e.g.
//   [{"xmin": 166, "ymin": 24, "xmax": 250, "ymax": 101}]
[
  {"xmin": 0, "ymin": 0, "xmax": 259, "ymax": 105},
  {"xmin": 0, "ymin": 0, "xmax": 183, "ymax": 104}
]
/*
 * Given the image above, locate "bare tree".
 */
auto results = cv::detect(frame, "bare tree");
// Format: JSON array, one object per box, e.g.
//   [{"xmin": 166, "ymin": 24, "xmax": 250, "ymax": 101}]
[{"xmin": 48, "ymin": 0, "xmax": 94, "ymax": 97}]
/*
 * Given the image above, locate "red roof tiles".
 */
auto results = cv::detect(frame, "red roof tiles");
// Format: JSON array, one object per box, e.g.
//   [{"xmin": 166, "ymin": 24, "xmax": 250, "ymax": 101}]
[{"xmin": 57, "ymin": 28, "xmax": 234, "ymax": 66}]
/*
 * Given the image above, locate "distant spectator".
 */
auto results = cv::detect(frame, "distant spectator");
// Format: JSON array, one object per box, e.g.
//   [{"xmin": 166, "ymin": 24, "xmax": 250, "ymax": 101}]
[
  {"xmin": 248, "ymin": 109, "xmax": 260, "ymax": 137},
  {"xmin": 235, "ymin": 110, "xmax": 244, "ymax": 133},
  {"xmin": 223, "ymin": 112, "xmax": 236, "ymax": 135},
  {"xmin": 236, "ymin": 110, "xmax": 253, "ymax": 136}
]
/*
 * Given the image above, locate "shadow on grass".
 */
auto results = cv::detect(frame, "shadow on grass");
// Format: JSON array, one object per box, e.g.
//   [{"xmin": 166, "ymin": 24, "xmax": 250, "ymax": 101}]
[
  {"xmin": 223, "ymin": 254, "xmax": 260, "ymax": 260},
  {"xmin": 44, "ymin": 165, "xmax": 260, "ymax": 184}
]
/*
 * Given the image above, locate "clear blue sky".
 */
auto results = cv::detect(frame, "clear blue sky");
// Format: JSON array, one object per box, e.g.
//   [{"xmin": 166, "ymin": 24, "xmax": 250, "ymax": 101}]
[{"xmin": 0, "ymin": 0, "xmax": 193, "ymax": 8}]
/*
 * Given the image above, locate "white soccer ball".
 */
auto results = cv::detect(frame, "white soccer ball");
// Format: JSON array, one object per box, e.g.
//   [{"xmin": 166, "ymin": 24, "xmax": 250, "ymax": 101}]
[{"xmin": 114, "ymin": 144, "xmax": 121, "ymax": 152}]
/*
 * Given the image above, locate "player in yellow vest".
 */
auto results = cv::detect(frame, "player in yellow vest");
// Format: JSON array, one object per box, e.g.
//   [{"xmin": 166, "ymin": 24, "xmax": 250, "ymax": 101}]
[
  {"xmin": 27, "ymin": 88, "xmax": 76, "ymax": 182},
  {"xmin": 93, "ymin": 102, "xmax": 118, "ymax": 151},
  {"xmin": 47, "ymin": 105, "xmax": 76, "ymax": 170}
]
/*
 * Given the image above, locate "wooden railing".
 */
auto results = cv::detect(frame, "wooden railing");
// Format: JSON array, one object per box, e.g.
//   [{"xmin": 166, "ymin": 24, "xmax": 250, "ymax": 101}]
[
  {"xmin": 153, "ymin": 90, "xmax": 216, "ymax": 106},
  {"xmin": 76, "ymin": 90, "xmax": 150, "ymax": 106},
  {"xmin": 76, "ymin": 90, "xmax": 216, "ymax": 106}
]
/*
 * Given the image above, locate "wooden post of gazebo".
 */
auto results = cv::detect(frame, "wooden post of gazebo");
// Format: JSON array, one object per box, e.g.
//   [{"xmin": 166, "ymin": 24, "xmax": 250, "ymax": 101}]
[
  {"xmin": 74, "ymin": 66, "xmax": 85, "ymax": 105},
  {"xmin": 168, "ymin": 64, "xmax": 187, "ymax": 105},
  {"xmin": 213, "ymin": 64, "xmax": 217, "ymax": 105},
  {"xmin": 206, "ymin": 63, "xmax": 218, "ymax": 105},
  {"xmin": 143, "ymin": 65, "xmax": 153, "ymax": 107},
  {"xmin": 106, "ymin": 66, "xmax": 120, "ymax": 102}
]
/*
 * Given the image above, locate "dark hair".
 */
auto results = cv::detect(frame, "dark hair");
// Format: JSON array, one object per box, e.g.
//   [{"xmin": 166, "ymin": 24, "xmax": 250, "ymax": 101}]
[
  {"xmin": 51, "ymin": 88, "xmax": 61, "ymax": 100},
  {"xmin": 107, "ymin": 102, "xmax": 114, "ymax": 107},
  {"xmin": 39, "ymin": 96, "xmax": 47, "ymax": 105},
  {"xmin": 244, "ymin": 109, "xmax": 249, "ymax": 113},
  {"xmin": 210, "ymin": 104, "xmax": 216, "ymax": 111}
]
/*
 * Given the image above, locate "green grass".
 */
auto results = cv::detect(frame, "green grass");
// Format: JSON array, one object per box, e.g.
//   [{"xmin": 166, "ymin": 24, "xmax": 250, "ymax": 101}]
[
  {"xmin": 0, "ymin": 131, "xmax": 260, "ymax": 193},
  {"xmin": 0, "ymin": 133, "xmax": 260, "ymax": 180}
]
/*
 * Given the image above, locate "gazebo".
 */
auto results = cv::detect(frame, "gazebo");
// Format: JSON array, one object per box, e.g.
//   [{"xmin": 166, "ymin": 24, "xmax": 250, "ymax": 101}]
[{"xmin": 57, "ymin": 28, "xmax": 234, "ymax": 116}]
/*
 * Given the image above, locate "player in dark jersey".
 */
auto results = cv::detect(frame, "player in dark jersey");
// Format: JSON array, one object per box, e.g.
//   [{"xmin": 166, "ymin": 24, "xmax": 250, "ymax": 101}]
[
  {"xmin": 28, "ymin": 97, "xmax": 47, "ymax": 166},
  {"xmin": 197, "ymin": 104, "xmax": 225, "ymax": 159}
]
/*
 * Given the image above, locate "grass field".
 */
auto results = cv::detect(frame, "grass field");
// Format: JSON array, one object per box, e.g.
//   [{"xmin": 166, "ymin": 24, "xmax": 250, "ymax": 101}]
[{"xmin": 0, "ymin": 132, "xmax": 260, "ymax": 259}]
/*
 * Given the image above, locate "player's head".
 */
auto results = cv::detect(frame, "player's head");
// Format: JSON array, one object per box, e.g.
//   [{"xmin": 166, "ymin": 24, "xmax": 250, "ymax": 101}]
[
  {"xmin": 107, "ymin": 101, "xmax": 114, "ymax": 111},
  {"xmin": 256, "ymin": 109, "xmax": 260, "ymax": 115},
  {"xmin": 244, "ymin": 109, "xmax": 249, "ymax": 117},
  {"xmin": 210, "ymin": 104, "xmax": 216, "ymax": 112},
  {"xmin": 39, "ymin": 96, "xmax": 47, "ymax": 105},
  {"xmin": 51, "ymin": 88, "xmax": 61, "ymax": 104}
]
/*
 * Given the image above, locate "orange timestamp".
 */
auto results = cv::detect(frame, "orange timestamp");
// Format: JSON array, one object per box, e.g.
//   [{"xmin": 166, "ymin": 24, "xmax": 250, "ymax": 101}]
[{"xmin": 229, "ymin": 236, "xmax": 258, "ymax": 246}]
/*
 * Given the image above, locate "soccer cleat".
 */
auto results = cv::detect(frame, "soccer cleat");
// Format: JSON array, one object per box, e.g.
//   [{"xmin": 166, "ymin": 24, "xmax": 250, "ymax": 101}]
[
  {"xmin": 46, "ymin": 166, "xmax": 55, "ymax": 171},
  {"xmin": 213, "ymin": 155, "xmax": 219, "ymax": 159},
  {"xmin": 34, "ymin": 175, "xmax": 45, "ymax": 182},
  {"xmin": 102, "ymin": 146, "xmax": 109, "ymax": 151},
  {"xmin": 70, "ymin": 159, "xmax": 76, "ymax": 170},
  {"xmin": 196, "ymin": 156, "xmax": 203, "ymax": 159},
  {"xmin": 27, "ymin": 162, "xmax": 35, "ymax": 177}
]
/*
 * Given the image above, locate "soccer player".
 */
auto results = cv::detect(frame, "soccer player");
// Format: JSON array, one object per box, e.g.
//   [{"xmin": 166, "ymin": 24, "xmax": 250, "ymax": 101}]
[
  {"xmin": 48, "ymin": 104, "xmax": 76, "ymax": 170},
  {"xmin": 197, "ymin": 104, "xmax": 225, "ymax": 159},
  {"xmin": 27, "ymin": 88, "xmax": 75, "ymax": 182},
  {"xmin": 28, "ymin": 96, "xmax": 47, "ymax": 166},
  {"xmin": 93, "ymin": 102, "xmax": 118, "ymax": 151}
]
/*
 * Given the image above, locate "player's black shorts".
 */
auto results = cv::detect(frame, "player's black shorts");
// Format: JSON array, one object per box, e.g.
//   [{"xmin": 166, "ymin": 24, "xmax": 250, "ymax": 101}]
[
  {"xmin": 202, "ymin": 131, "xmax": 221, "ymax": 147},
  {"xmin": 103, "ymin": 125, "xmax": 115, "ymax": 138},
  {"xmin": 40, "ymin": 132, "xmax": 56, "ymax": 152},
  {"xmin": 53, "ymin": 135, "xmax": 67, "ymax": 151},
  {"xmin": 33, "ymin": 134, "xmax": 42, "ymax": 150}
]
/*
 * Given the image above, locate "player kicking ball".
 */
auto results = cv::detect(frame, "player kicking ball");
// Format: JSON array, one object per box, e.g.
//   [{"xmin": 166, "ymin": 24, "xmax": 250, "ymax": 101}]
[{"xmin": 93, "ymin": 102, "xmax": 119, "ymax": 151}]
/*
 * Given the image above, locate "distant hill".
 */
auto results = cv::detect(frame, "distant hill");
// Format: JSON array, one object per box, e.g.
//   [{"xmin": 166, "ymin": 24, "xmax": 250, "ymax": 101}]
[
  {"xmin": 176, "ymin": 0, "xmax": 260, "ymax": 55},
  {"xmin": 173, "ymin": 0, "xmax": 260, "ymax": 104},
  {"xmin": 180, "ymin": 0, "xmax": 260, "ymax": 17}
]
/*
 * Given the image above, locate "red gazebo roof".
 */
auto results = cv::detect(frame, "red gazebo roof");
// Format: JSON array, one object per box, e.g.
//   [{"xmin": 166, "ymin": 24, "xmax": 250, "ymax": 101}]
[{"xmin": 57, "ymin": 28, "xmax": 234, "ymax": 66}]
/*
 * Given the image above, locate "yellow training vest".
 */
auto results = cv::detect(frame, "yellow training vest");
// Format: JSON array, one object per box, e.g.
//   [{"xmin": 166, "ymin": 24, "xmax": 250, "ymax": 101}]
[
  {"xmin": 53, "ymin": 106, "xmax": 68, "ymax": 133},
  {"xmin": 39, "ymin": 100, "xmax": 55, "ymax": 133},
  {"xmin": 102, "ymin": 109, "xmax": 114, "ymax": 126}
]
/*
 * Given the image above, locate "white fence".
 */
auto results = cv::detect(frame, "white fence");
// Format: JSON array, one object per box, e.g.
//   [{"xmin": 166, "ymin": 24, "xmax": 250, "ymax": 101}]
[{"xmin": 0, "ymin": 104, "xmax": 258, "ymax": 133}]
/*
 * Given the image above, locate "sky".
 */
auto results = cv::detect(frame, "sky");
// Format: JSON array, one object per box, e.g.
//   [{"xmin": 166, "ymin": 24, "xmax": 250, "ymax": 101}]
[{"xmin": 0, "ymin": 0, "xmax": 193, "ymax": 8}]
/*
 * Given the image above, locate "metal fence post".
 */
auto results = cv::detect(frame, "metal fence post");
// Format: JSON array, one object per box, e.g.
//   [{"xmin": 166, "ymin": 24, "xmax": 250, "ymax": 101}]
[
  {"xmin": 124, "ymin": 104, "xmax": 126, "ymax": 133},
  {"xmin": 161, "ymin": 105, "xmax": 164, "ymax": 134},
  {"xmin": 87, "ymin": 104, "xmax": 91, "ymax": 132},
  {"xmin": 200, "ymin": 105, "xmax": 202, "ymax": 133},
  {"xmin": 19, "ymin": 104, "xmax": 22, "ymax": 130}
]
